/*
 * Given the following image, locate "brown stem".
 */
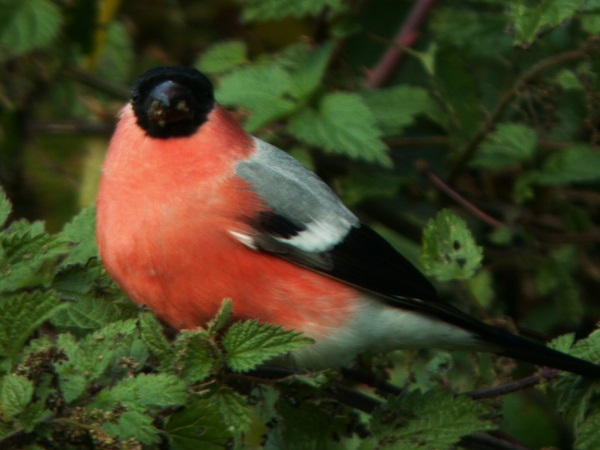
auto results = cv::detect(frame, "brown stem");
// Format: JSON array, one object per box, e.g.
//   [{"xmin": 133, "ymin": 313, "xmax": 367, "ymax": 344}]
[
  {"xmin": 365, "ymin": 0, "xmax": 438, "ymax": 89},
  {"xmin": 448, "ymin": 47, "xmax": 591, "ymax": 184},
  {"xmin": 465, "ymin": 368, "xmax": 560, "ymax": 400},
  {"xmin": 422, "ymin": 168, "xmax": 505, "ymax": 228}
]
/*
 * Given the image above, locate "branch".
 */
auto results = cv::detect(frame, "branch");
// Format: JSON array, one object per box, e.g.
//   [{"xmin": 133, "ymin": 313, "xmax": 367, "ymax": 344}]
[
  {"xmin": 63, "ymin": 66, "xmax": 130, "ymax": 100},
  {"xmin": 447, "ymin": 47, "xmax": 592, "ymax": 183},
  {"xmin": 365, "ymin": 0, "xmax": 438, "ymax": 89},
  {"xmin": 421, "ymin": 168, "xmax": 505, "ymax": 229},
  {"xmin": 465, "ymin": 368, "xmax": 560, "ymax": 400}
]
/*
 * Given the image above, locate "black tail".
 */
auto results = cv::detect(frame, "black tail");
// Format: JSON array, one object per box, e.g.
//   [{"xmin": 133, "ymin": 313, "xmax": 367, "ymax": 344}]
[
  {"xmin": 387, "ymin": 295, "xmax": 600, "ymax": 378},
  {"xmin": 476, "ymin": 322, "xmax": 600, "ymax": 378}
]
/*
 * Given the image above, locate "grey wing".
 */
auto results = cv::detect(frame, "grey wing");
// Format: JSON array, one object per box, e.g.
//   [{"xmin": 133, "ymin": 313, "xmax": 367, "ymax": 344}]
[
  {"xmin": 235, "ymin": 137, "xmax": 439, "ymax": 302},
  {"xmin": 235, "ymin": 137, "xmax": 359, "ymax": 262}
]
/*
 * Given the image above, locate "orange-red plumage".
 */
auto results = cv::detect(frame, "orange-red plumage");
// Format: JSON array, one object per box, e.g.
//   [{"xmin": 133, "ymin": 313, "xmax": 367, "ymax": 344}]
[{"xmin": 97, "ymin": 104, "xmax": 358, "ymax": 338}]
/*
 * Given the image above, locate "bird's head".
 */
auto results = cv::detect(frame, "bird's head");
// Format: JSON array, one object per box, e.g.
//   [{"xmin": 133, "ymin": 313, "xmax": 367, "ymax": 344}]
[{"xmin": 131, "ymin": 66, "xmax": 215, "ymax": 139}]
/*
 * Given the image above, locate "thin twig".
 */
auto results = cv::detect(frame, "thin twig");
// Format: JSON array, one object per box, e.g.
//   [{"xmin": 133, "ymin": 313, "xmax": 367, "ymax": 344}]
[
  {"xmin": 447, "ymin": 47, "xmax": 591, "ymax": 183},
  {"xmin": 365, "ymin": 0, "xmax": 438, "ymax": 89},
  {"xmin": 63, "ymin": 66, "xmax": 130, "ymax": 100},
  {"xmin": 422, "ymin": 168, "xmax": 505, "ymax": 228},
  {"xmin": 26, "ymin": 121, "xmax": 114, "ymax": 136},
  {"xmin": 465, "ymin": 369, "xmax": 560, "ymax": 400}
]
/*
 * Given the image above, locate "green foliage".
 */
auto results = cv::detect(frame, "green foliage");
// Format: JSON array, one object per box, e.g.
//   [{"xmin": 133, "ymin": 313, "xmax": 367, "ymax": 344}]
[
  {"xmin": 195, "ymin": 41, "xmax": 248, "ymax": 75},
  {"xmin": 289, "ymin": 92, "xmax": 391, "ymax": 166},
  {"xmin": 509, "ymin": 0, "xmax": 587, "ymax": 45},
  {"xmin": 223, "ymin": 320, "xmax": 312, "ymax": 371},
  {"xmin": 470, "ymin": 123, "xmax": 538, "ymax": 169},
  {"xmin": 235, "ymin": 0, "xmax": 345, "ymax": 21},
  {"xmin": 0, "ymin": 0, "xmax": 62, "ymax": 62},
  {"xmin": 371, "ymin": 390, "xmax": 496, "ymax": 449},
  {"xmin": 3, "ymin": 0, "xmax": 600, "ymax": 448},
  {"xmin": 421, "ymin": 210, "xmax": 483, "ymax": 281}
]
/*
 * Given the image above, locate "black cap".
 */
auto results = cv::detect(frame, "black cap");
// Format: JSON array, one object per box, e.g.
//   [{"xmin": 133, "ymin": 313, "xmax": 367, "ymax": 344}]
[{"xmin": 131, "ymin": 67, "xmax": 215, "ymax": 139}]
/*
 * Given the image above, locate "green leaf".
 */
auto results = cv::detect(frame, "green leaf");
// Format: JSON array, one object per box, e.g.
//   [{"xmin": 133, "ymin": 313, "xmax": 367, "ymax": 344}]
[
  {"xmin": 287, "ymin": 41, "xmax": 334, "ymax": 100},
  {"xmin": 510, "ymin": 0, "xmax": 586, "ymax": 45},
  {"xmin": 217, "ymin": 65, "xmax": 296, "ymax": 131},
  {"xmin": 51, "ymin": 294, "xmax": 124, "ymax": 331},
  {"xmin": 537, "ymin": 146, "xmax": 600, "ymax": 185},
  {"xmin": 215, "ymin": 42, "xmax": 334, "ymax": 132},
  {"xmin": 371, "ymin": 390, "xmax": 496, "ymax": 449},
  {"xmin": 576, "ymin": 409, "xmax": 600, "ymax": 450},
  {"xmin": 0, "ymin": 0, "xmax": 63, "ymax": 62},
  {"xmin": 0, "ymin": 223, "xmax": 70, "ymax": 292},
  {"xmin": 0, "ymin": 291, "xmax": 62, "ymax": 370},
  {"xmin": 430, "ymin": 8, "xmax": 512, "ymax": 56},
  {"xmin": 0, "ymin": 188, "xmax": 11, "ymax": 228},
  {"xmin": 94, "ymin": 373, "xmax": 187, "ymax": 409},
  {"xmin": 206, "ymin": 299, "xmax": 233, "ymax": 336},
  {"xmin": 56, "ymin": 320, "xmax": 147, "ymax": 387},
  {"xmin": 289, "ymin": 92, "xmax": 391, "ymax": 166},
  {"xmin": 166, "ymin": 399, "xmax": 231, "ymax": 450},
  {"xmin": 103, "ymin": 407, "xmax": 161, "ymax": 445},
  {"xmin": 470, "ymin": 123, "xmax": 538, "ymax": 169},
  {"xmin": 339, "ymin": 171, "xmax": 400, "ymax": 206},
  {"xmin": 223, "ymin": 320, "xmax": 311, "ymax": 372},
  {"xmin": 421, "ymin": 210, "xmax": 483, "ymax": 281},
  {"xmin": 361, "ymin": 85, "xmax": 441, "ymax": 136},
  {"xmin": 209, "ymin": 386, "xmax": 253, "ymax": 434},
  {"xmin": 139, "ymin": 311, "xmax": 171, "ymax": 363},
  {"xmin": 172, "ymin": 330, "xmax": 217, "ymax": 383},
  {"xmin": 236, "ymin": 0, "xmax": 345, "ymax": 21},
  {"xmin": 0, "ymin": 374, "xmax": 34, "ymax": 417},
  {"xmin": 195, "ymin": 40, "xmax": 248, "ymax": 74},
  {"xmin": 60, "ymin": 203, "xmax": 98, "ymax": 268},
  {"xmin": 535, "ymin": 246, "xmax": 583, "ymax": 324}
]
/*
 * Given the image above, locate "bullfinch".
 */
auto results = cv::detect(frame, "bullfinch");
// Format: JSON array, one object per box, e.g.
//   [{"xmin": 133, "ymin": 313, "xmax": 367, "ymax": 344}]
[{"xmin": 96, "ymin": 66, "xmax": 600, "ymax": 377}]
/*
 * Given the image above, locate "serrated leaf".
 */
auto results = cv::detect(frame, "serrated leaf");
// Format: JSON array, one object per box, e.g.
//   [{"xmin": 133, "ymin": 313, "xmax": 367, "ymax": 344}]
[
  {"xmin": 51, "ymin": 295, "xmax": 124, "ymax": 331},
  {"xmin": 166, "ymin": 399, "xmax": 231, "ymax": 450},
  {"xmin": 0, "ymin": 225, "xmax": 70, "ymax": 292},
  {"xmin": 575, "ymin": 409, "xmax": 600, "ymax": 450},
  {"xmin": 0, "ymin": 374, "xmax": 33, "ymax": 417},
  {"xmin": 60, "ymin": 205, "xmax": 98, "ymax": 267},
  {"xmin": 172, "ymin": 330, "xmax": 217, "ymax": 383},
  {"xmin": 510, "ymin": 0, "xmax": 586, "ymax": 45},
  {"xmin": 0, "ymin": 0, "xmax": 63, "ymax": 62},
  {"xmin": 289, "ymin": 92, "xmax": 391, "ymax": 166},
  {"xmin": 361, "ymin": 85, "xmax": 440, "ymax": 136},
  {"xmin": 287, "ymin": 41, "xmax": 334, "ymax": 99},
  {"xmin": 236, "ymin": 0, "xmax": 344, "ymax": 21},
  {"xmin": 103, "ymin": 407, "xmax": 161, "ymax": 445},
  {"xmin": 223, "ymin": 320, "xmax": 311, "ymax": 372},
  {"xmin": 196, "ymin": 41, "xmax": 248, "ymax": 74},
  {"xmin": 470, "ymin": 123, "xmax": 538, "ymax": 169},
  {"xmin": 207, "ymin": 299, "xmax": 233, "ymax": 336},
  {"xmin": 94, "ymin": 373, "xmax": 187, "ymax": 409},
  {"xmin": 371, "ymin": 390, "xmax": 495, "ymax": 449},
  {"xmin": 56, "ymin": 320, "xmax": 147, "ymax": 385},
  {"xmin": 0, "ymin": 291, "xmax": 62, "ymax": 370},
  {"xmin": 209, "ymin": 386, "xmax": 253, "ymax": 434},
  {"xmin": 0, "ymin": 188, "xmax": 11, "ymax": 227},
  {"xmin": 537, "ymin": 146, "xmax": 600, "ymax": 185},
  {"xmin": 570, "ymin": 331, "xmax": 600, "ymax": 363},
  {"xmin": 139, "ymin": 311, "xmax": 171, "ymax": 363},
  {"xmin": 217, "ymin": 65, "xmax": 296, "ymax": 131},
  {"xmin": 421, "ymin": 210, "xmax": 483, "ymax": 281}
]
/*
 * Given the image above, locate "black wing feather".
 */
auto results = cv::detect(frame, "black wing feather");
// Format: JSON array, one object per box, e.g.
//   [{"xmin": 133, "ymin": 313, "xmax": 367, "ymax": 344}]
[{"xmin": 252, "ymin": 212, "xmax": 600, "ymax": 377}]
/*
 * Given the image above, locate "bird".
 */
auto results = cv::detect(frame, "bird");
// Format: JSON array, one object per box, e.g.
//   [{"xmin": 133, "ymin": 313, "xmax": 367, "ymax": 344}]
[{"xmin": 96, "ymin": 66, "xmax": 600, "ymax": 377}]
